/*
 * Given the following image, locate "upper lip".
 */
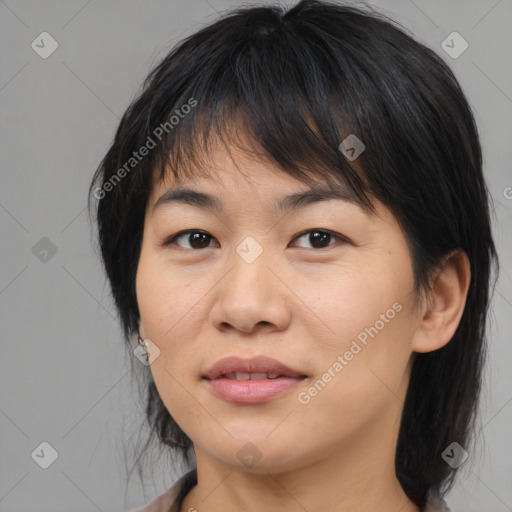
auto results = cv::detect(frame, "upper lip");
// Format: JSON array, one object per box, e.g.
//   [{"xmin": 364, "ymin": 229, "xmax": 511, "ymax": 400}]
[{"xmin": 203, "ymin": 356, "xmax": 307, "ymax": 380}]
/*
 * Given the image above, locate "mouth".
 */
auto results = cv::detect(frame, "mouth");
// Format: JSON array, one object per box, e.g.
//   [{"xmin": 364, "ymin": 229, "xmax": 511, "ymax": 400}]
[
  {"xmin": 203, "ymin": 355, "xmax": 307, "ymax": 381},
  {"xmin": 211, "ymin": 372, "xmax": 302, "ymax": 380},
  {"xmin": 203, "ymin": 356, "xmax": 307, "ymax": 404}
]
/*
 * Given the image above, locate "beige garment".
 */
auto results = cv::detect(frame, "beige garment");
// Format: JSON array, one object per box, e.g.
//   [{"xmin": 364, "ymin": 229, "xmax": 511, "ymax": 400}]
[
  {"xmin": 128, "ymin": 470, "xmax": 451, "ymax": 512},
  {"xmin": 127, "ymin": 470, "xmax": 194, "ymax": 512}
]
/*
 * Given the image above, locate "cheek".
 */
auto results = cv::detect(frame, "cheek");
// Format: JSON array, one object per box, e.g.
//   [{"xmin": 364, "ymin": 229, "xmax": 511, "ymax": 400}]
[
  {"xmin": 136, "ymin": 247, "xmax": 202, "ymax": 340},
  {"xmin": 302, "ymin": 256, "xmax": 408, "ymax": 343},
  {"xmin": 135, "ymin": 249, "xmax": 215, "ymax": 415},
  {"xmin": 136, "ymin": 252, "xmax": 204, "ymax": 423},
  {"xmin": 303, "ymin": 253, "xmax": 415, "ymax": 396},
  {"xmin": 297, "ymin": 296, "xmax": 413, "ymax": 443}
]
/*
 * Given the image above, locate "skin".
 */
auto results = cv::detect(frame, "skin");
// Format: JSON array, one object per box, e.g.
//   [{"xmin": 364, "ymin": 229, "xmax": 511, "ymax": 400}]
[{"xmin": 136, "ymin": 138, "xmax": 471, "ymax": 512}]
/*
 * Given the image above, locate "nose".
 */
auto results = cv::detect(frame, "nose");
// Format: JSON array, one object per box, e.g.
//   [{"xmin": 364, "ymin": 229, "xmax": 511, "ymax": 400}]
[{"xmin": 209, "ymin": 243, "xmax": 292, "ymax": 335}]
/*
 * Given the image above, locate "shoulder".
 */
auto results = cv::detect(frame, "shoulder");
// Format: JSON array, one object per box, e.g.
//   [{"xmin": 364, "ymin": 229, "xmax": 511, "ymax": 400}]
[
  {"xmin": 126, "ymin": 472, "xmax": 452, "ymax": 512},
  {"xmin": 125, "ymin": 469, "xmax": 197, "ymax": 512}
]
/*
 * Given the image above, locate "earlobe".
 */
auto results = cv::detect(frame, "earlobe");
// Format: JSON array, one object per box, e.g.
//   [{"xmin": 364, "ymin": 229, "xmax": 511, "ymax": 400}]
[{"xmin": 411, "ymin": 249, "xmax": 471, "ymax": 354}]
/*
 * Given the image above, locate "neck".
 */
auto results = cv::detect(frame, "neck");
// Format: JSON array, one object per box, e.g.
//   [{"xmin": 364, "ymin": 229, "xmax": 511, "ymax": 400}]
[
  {"xmin": 181, "ymin": 464, "xmax": 419, "ymax": 512},
  {"xmin": 180, "ymin": 419, "xmax": 419, "ymax": 512}
]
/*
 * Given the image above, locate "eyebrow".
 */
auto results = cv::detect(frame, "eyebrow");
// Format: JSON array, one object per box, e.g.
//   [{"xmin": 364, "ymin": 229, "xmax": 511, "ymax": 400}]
[{"xmin": 152, "ymin": 185, "xmax": 365, "ymax": 216}]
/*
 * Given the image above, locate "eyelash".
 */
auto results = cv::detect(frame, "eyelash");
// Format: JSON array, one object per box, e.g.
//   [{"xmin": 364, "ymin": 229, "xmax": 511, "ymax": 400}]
[{"xmin": 160, "ymin": 228, "xmax": 349, "ymax": 250}]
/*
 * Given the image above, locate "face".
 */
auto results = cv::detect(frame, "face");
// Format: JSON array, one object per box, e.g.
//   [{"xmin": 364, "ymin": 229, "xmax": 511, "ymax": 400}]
[{"xmin": 136, "ymin": 141, "xmax": 422, "ymax": 474}]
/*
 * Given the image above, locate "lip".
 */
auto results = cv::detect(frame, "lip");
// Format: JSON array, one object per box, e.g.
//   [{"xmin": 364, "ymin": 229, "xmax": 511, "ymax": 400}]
[{"xmin": 203, "ymin": 356, "xmax": 307, "ymax": 404}]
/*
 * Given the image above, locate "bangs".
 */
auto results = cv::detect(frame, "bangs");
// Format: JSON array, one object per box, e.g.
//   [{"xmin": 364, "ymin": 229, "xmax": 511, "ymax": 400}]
[{"xmin": 139, "ymin": 10, "xmax": 378, "ymax": 214}]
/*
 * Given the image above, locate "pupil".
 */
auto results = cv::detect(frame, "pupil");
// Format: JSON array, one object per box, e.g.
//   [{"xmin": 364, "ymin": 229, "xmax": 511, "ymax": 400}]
[
  {"xmin": 190, "ymin": 233, "xmax": 209, "ymax": 248},
  {"xmin": 310, "ymin": 231, "xmax": 329, "ymax": 248}
]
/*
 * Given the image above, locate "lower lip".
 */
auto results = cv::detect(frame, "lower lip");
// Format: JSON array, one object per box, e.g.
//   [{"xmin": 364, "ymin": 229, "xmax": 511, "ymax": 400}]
[{"xmin": 205, "ymin": 377, "xmax": 306, "ymax": 404}]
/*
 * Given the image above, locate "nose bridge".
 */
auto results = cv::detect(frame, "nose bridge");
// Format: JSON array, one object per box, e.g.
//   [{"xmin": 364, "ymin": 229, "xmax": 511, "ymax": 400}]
[{"xmin": 229, "ymin": 234, "xmax": 272, "ymax": 292}]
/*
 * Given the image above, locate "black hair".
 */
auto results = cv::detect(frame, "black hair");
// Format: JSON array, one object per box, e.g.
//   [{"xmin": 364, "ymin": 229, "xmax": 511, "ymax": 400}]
[{"xmin": 88, "ymin": 1, "xmax": 498, "ymax": 509}]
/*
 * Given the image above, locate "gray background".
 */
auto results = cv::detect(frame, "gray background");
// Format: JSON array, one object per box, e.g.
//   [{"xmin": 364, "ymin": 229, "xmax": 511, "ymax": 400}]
[{"xmin": 0, "ymin": 0, "xmax": 511, "ymax": 511}]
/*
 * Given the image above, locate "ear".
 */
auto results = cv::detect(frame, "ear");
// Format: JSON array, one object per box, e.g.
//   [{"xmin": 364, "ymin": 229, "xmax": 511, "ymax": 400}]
[{"xmin": 411, "ymin": 249, "xmax": 471, "ymax": 353}]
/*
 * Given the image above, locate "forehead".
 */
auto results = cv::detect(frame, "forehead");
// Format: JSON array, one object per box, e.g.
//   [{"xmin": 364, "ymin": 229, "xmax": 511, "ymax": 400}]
[
  {"xmin": 151, "ymin": 133, "xmax": 320, "ymax": 192},
  {"xmin": 150, "ymin": 139, "xmax": 372, "ymax": 206}
]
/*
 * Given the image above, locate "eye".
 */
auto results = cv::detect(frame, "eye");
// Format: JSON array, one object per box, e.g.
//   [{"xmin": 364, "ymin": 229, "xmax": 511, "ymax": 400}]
[
  {"xmin": 290, "ymin": 229, "xmax": 347, "ymax": 249},
  {"xmin": 161, "ymin": 228, "xmax": 348, "ymax": 251},
  {"xmin": 162, "ymin": 230, "xmax": 218, "ymax": 250}
]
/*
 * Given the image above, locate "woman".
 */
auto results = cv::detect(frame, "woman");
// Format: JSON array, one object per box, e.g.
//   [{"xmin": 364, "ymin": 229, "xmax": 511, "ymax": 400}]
[{"xmin": 88, "ymin": 1, "xmax": 498, "ymax": 511}]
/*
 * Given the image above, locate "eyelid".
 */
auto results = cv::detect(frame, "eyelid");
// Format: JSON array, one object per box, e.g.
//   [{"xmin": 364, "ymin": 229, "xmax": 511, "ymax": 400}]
[
  {"xmin": 160, "ymin": 229, "xmax": 214, "ymax": 248},
  {"xmin": 290, "ymin": 228, "xmax": 349, "ymax": 247}
]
